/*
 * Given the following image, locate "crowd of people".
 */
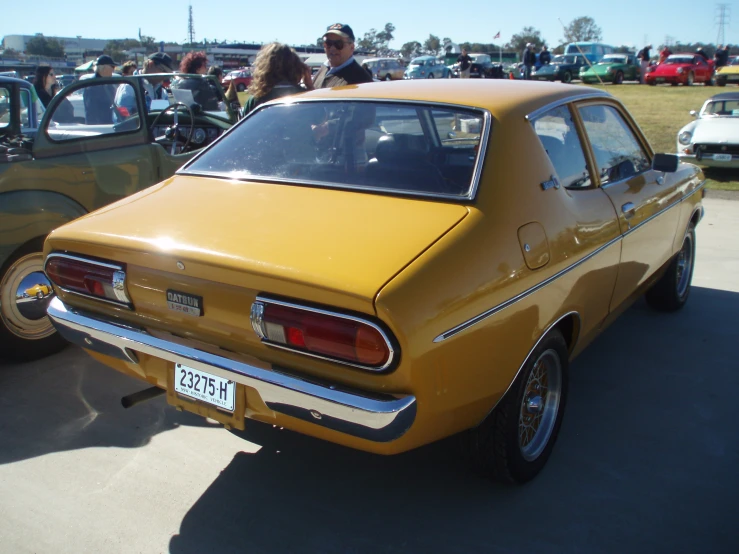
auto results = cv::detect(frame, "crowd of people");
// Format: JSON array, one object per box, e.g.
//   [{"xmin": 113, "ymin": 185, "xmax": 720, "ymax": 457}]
[{"xmin": 28, "ymin": 22, "xmax": 374, "ymax": 124}]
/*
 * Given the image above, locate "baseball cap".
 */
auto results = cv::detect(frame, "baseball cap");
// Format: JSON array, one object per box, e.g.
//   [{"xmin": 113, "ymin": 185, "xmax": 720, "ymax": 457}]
[
  {"xmin": 96, "ymin": 55, "xmax": 116, "ymax": 67},
  {"xmin": 147, "ymin": 52, "xmax": 174, "ymax": 71},
  {"xmin": 324, "ymin": 23, "xmax": 355, "ymax": 42}
]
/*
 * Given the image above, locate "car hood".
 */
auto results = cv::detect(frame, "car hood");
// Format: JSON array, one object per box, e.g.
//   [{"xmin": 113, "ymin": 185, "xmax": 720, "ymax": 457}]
[
  {"xmin": 717, "ymin": 66, "xmax": 739, "ymax": 74},
  {"xmin": 652, "ymin": 63, "xmax": 690, "ymax": 75},
  {"xmin": 691, "ymin": 117, "xmax": 739, "ymax": 144},
  {"xmin": 535, "ymin": 65, "xmax": 559, "ymax": 75},
  {"xmin": 46, "ymin": 175, "xmax": 469, "ymax": 313}
]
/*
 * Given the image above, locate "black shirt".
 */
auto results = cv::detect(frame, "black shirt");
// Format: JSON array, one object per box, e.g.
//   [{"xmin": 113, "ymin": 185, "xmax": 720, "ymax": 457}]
[{"xmin": 457, "ymin": 54, "xmax": 473, "ymax": 71}]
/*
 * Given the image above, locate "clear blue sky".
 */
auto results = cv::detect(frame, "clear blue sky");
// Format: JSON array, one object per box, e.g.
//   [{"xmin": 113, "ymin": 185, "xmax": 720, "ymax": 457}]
[{"xmin": 1, "ymin": 0, "xmax": 734, "ymax": 49}]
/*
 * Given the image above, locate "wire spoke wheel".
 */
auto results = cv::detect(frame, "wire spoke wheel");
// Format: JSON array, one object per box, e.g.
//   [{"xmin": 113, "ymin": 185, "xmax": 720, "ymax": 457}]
[
  {"xmin": 675, "ymin": 231, "xmax": 694, "ymax": 299},
  {"xmin": 518, "ymin": 349, "xmax": 562, "ymax": 461}
]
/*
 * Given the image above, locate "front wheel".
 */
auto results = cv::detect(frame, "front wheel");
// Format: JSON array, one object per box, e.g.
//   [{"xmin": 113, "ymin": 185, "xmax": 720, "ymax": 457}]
[
  {"xmin": 384, "ymin": 74, "xmax": 392, "ymax": 81},
  {"xmin": 646, "ymin": 225, "xmax": 696, "ymax": 311},
  {"xmin": 686, "ymin": 72, "xmax": 694, "ymax": 86},
  {"xmin": 717, "ymin": 76, "xmax": 727, "ymax": 87},
  {"xmin": 0, "ymin": 243, "xmax": 68, "ymax": 362},
  {"xmin": 614, "ymin": 71, "xmax": 624, "ymax": 85},
  {"xmin": 427, "ymin": 73, "xmax": 435, "ymax": 79},
  {"xmin": 462, "ymin": 329, "xmax": 569, "ymax": 483},
  {"xmin": 561, "ymin": 71, "xmax": 572, "ymax": 83},
  {"xmin": 236, "ymin": 83, "xmax": 246, "ymax": 92}
]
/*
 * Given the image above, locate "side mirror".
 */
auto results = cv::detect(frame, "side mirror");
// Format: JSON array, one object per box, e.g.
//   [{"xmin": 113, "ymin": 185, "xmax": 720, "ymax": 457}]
[
  {"xmin": 689, "ymin": 110, "xmax": 697, "ymax": 118},
  {"xmin": 653, "ymin": 153, "xmax": 679, "ymax": 173}
]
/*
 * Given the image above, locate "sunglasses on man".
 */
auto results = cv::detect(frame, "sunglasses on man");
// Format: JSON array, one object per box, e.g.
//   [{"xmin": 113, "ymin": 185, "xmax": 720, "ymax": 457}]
[{"xmin": 323, "ymin": 39, "xmax": 350, "ymax": 50}]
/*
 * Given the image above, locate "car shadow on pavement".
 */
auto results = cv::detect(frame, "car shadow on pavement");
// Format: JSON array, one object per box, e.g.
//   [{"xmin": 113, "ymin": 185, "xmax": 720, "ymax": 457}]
[
  {"xmin": 169, "ymin": 286, "xmax": 738, "ymax": 554},
  {"xmin": 0, "ymin": 346, "xmax": 212, "ymax": 466}
]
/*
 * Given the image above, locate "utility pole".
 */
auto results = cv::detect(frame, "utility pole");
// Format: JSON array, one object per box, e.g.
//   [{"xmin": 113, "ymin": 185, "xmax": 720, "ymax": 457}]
[
  {"xmin": 716, "ymin": 3, "xmax": 730, "ymax": 45},
  {"xmin": 187, "ymin": 4, "xmax": 196, "ymax": 45}
]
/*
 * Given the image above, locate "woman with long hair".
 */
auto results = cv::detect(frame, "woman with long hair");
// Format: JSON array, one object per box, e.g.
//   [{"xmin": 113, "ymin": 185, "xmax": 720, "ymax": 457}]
[
  {"xmin": 33, "ymin": 64, "xmax": 58, "ymax": 108},
  {"xmin": 242, "ymin": 42, "xmax": 312, "ymax": 116}
]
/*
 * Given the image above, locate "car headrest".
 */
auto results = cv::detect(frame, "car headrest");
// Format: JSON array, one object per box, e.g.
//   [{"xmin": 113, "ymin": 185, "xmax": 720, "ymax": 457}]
[{"xmin": 374, "ymin": 134, "xmax": 428, "ymax": 163}]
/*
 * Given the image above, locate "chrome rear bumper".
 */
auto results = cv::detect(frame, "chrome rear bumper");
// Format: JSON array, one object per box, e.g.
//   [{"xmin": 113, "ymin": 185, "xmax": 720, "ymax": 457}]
[{"xmin": 47, "ymin": 297, "xmax": 416, "ymax": 442}]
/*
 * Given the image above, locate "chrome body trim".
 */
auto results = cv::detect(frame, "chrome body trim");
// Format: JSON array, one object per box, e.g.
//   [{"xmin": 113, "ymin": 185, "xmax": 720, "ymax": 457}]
[
  {"xmin": 179, "ymin": 98, "xmax": 492, "ymax": 203},
  {"xmin": 434, "ymin": 178, "xmax": 706, "ymax": 343},
  {"xmin": 47, "ymin": 296, "xmax": 416, "ymax": 443},
  {"xmin": 253, "ymin": 296, "xmax": 397, "ymax": 372},
  {"xmin": 433, "ymin": 235, "xmax": 622, "ymax": 343},
  {"xmin": 475, "ymin": 311, "xmax": 580, "ymax": 427},
  {"xmin": 524, "ymin": 90, "xmax": 611, "ymax": 122},
  {"xmin": 250, "ymin": 302, "xmax": 266, "ymax": 339},
  {"xmin": 44, "ymin": 252, "xmax": 132, "ymax": 309}
]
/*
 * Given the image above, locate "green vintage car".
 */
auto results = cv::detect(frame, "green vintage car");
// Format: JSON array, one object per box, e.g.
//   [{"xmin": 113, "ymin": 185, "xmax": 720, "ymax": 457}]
[
  {"xmin": 580, "ymin": 53, "xmax": 641, "ymax": 85},
  {"xmin": 1, "ymin": 73, "xmax": 236, "ymax": 361}
]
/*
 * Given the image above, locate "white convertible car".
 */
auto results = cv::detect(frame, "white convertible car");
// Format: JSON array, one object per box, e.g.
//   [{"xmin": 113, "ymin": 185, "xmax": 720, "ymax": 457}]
[{"xmin": 677, "ymin": 92, "xmax": 739, "ymax": 168}]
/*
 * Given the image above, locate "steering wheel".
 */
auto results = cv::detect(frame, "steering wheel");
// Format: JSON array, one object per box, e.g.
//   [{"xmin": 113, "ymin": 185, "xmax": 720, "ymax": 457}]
[{"xmin": 150, "ymin": 101, "xmax": 195, "ymax": 155}]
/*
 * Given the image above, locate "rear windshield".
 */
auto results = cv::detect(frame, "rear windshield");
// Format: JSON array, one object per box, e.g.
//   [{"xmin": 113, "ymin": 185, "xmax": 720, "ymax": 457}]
[{"xmin": 182, "ymin": 100, "xmax": 487, "ymax": 199}]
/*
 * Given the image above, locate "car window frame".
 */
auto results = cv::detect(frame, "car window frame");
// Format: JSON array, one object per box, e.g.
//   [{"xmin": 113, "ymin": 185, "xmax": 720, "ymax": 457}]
[
  {"xmin": 571, "ymin": 99, "xmax": 654, "ymax": 189},
  {"xmin": 178, "ymin": 97, "xmax": 493, "ymax": 203}
]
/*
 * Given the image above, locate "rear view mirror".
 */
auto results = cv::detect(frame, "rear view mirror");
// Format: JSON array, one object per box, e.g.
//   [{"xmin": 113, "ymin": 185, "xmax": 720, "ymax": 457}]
[
  {"xmin": 689, "ymin": 110, "xmax": 697, "ymax": 118},
  {"xmin": 653, "ymin": 153, "xmax": 679, "ymax": 173}
]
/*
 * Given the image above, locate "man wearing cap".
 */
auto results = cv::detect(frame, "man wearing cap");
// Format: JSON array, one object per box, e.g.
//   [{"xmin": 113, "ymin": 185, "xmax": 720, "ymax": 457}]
[
  {"xmin": 83, "ymin": 55, "xmax": 118, "ymax": 124},
  {"xmin": 313, "ymin": 23, "xmax": 373, "ymax": 88},
  {"xmin": 114, "ymin": 52, "xmax": 174, "ymax": 116}
]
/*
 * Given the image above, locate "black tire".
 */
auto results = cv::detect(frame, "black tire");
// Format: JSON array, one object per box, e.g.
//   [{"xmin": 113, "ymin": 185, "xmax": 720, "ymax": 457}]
[
  {"xmin": 462, "ymin": 329, "xmax": 569, "ymax": 483},
  {"xmin": 686, "ymin": 72, "xmax": 694, "ymax": 86},
  {"xmin": 384, "ymin": 74, "xmax": 392, "ymax": 81},
  {"xmin": 706, "ymin": 74, "xmax": 715, "ymax": 86},
  {"xmin": 428, "ymin": 73, "xmax": 435, "ymax": 79},
  {"xmin": 717, "ymin": 76, "xmax": 727, "ymax": 87},
  {"xmin": 236, "ymin": 83, "xmax": 246, "ymax": 92},
  {"xmin": 614, "ymin": 71, "xmax": 624, "ymax": 85},
  {"xmin": 0, "ymin": 239, "xmax": 68, "ymax": 362},
  {"xmin": 646, "ymin": 225, "xmax": 695, "ymax": 312},
  {"xmin": 561, "ymin": 71, "xmax": 572, "ymax": 84},
  {"xmin": 648, "ymin": 80, "xmax": 657, "ymax": 86}
]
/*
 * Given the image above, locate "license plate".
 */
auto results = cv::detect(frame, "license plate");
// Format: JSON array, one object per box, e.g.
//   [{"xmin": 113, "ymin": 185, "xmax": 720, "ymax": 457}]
[
  {"xmin": 656, "ymin": 78, "xmax": 665, "ymax": 83},
  {"xmin": 713, "ymin": 153, "xmax": 732, "ymax": 162},
  {"xmin": 174, "ymin": 363, "xmax": 235, "ymax": 411}
]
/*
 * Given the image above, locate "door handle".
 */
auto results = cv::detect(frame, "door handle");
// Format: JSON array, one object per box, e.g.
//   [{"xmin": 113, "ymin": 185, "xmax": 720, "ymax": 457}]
[{"xmin": 622, "ymin": 202, "xmax": 636, "ymax": 219}]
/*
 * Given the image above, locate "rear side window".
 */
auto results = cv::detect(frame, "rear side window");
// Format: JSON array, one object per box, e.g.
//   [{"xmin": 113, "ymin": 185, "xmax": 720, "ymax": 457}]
[
  {"xmin": 532, "ymin": 105, "xmax": 592, "ymax": 189},
  {"xmin": 183, "ymin": 101, "xmax": 487, "ymax": 199},
  {"xmin": 0, "ymin": 87, "xmax": 9, "ymax": 129},
  {"xmin": 578, "ymin": 105, "xmax": 649, "ymax": 186}
]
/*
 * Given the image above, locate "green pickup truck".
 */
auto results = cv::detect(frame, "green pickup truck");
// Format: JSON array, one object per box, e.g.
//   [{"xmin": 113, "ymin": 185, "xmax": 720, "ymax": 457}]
[{"xmin": 1, "ymin": 73, "xmax": 235, "ymax": 361}]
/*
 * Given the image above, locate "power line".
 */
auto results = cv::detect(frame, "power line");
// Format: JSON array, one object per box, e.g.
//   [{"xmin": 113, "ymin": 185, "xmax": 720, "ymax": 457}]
[{"xmin": 716, "ymin": 3, "xmax": 730, "ymax": 45}]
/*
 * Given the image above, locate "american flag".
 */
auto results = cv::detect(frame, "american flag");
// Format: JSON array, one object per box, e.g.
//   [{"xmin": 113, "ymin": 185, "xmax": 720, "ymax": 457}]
[{"xmin": 494, "ymin": 31, "xmax": 501, "ymax": 39}]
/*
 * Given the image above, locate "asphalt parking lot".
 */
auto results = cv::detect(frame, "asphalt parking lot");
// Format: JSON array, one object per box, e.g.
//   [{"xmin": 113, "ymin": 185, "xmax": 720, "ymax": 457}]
[{"xmin": 1, "ymin": 196, "xmax": 737, "ymax": 554}]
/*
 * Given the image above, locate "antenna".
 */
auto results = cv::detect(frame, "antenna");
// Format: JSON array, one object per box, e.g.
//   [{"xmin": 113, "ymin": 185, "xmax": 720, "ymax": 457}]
[
  {"xmin": 716, "ymin": 3, "xmax": 730, "ymax": 45},
  {"xmin": 187, "ymin": 4, "xmax": 196, "ymax": 45}
]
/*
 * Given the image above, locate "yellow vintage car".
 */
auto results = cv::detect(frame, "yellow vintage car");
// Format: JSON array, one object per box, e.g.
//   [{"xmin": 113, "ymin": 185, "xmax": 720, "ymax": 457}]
[
  {"xmin": 715, "ymin": 55, "xmax": 739, "ymax": 86},
  {"xmin": 24, "ymin": 283, "xmax": 52, "ymax": 299},
  {"xmin": 43, "ymin": 80, "xmax": 705, "ymax": 483}
]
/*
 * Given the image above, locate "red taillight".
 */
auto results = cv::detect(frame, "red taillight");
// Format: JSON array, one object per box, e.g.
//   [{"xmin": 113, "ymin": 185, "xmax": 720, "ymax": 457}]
[
  {"xmin": 45, "ymin": 254, "xmax": 130, "ymax": 305},
  {"xmin": 251, "ymin": 300, "xmax": 394, "ymax": 370}
]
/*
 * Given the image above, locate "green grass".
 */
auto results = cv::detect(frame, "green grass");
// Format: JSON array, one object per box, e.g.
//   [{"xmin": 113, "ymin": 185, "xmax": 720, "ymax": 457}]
[{"xmin": 581, "ymin": 83, "xmax": 739, "ymax": 191}]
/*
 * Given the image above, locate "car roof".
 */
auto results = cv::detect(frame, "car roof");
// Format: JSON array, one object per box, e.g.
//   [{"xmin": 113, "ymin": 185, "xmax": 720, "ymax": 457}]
[
  {"xmin": 0, "ymin": 75, "xmax": 33, "ymax": 89},
  {"xmin": 707, "ymin": 92, "xmax": 739, "ymax": 102},
  {"xmin": 273, "ymin": 80, "xmax": 610, "ymax": 121}
]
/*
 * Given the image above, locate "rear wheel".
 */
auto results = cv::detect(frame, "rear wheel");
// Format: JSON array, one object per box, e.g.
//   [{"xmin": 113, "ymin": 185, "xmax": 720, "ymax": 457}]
[
  {"xmin": 646, "ymin": 225, "xmax": 695, "ymax": 311},
  {"xmin": 686, "ymin": 72, "xmax": 694, "ymax": 86},
  {"xmin": 614, "ymin": 71, "xmax": 624, "ymax": 84},
  {"xmin": 707, "ymin": 74, "xmax": 716, "ymax": 86},
  {"xmin": 384, "ymin": 74, "xmax": 392, "ymax": 81},
  {"xmin": 561, "ymin": 71, "xmax": 572, "ymax": 83},
  {"xmin": 0, "ymin": 241, "xmax": 67, "ymax": 362},
  {"xmin": 462, "ymin": 329, "xmax": 569, "ymax": 483},
  {"xmin": 428, "ymin": 73, "xmax": 435, "ymax": 79}
]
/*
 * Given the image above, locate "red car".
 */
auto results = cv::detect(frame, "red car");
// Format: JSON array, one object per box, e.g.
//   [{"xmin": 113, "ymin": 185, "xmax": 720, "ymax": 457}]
[
  {"xmin": 645, "ymin": 53, "xmax": 715, "ymax": 86},
  {"xmin": 222, "ymin": 68, "xmax": 253, "ymax": 92}
]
